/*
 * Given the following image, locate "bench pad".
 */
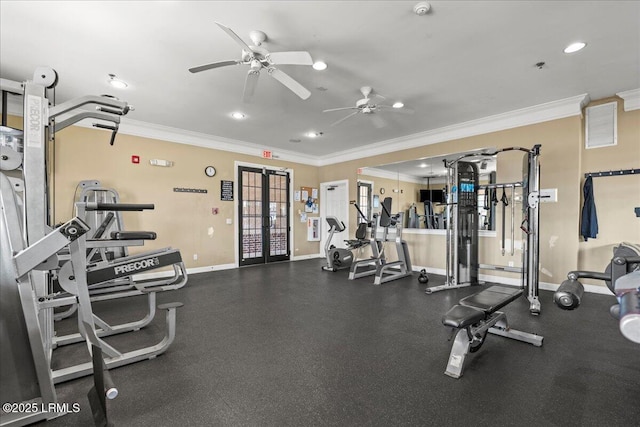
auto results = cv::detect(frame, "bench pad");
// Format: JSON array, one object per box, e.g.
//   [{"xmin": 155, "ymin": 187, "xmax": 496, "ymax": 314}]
[
  {"xmin": 460, "ymin": 285, "xmax": 523, "ymax": 313},
  {"xmin": 110, "ymin": 231, "xmax": 157, "ymax": 240},
  {"xmin": 442, "ymin": 305, "xmax": 485, "ymax": 328}
]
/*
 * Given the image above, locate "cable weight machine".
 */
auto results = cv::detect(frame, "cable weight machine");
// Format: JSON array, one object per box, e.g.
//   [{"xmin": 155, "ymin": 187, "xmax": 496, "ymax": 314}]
[{"xmin": 426, "ymin": 145, "xmax": 542, "ymax": 315}]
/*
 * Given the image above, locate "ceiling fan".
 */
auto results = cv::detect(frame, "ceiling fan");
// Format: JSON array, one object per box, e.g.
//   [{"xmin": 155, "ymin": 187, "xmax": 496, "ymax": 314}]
[
  {"xmin": 323, "ymin": 86, "xmax": 414, "ymax": 128},
  {"xmin": 189, "ymin": 22, "xmax": 313, "ymax": 102}
]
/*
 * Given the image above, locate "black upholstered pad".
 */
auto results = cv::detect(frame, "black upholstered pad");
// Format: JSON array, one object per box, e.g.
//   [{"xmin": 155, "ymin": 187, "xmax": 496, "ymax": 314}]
[
  {"xmin": 442, "ymin": 304, "xmax": 485, "ymax": 328},
  {"xmin": 110, "ymin": 231, "xmax": 157, "ymax": 240},
  {"xmin": 460, "ymin": 285, "xmax": 523, "ymax": 313}
]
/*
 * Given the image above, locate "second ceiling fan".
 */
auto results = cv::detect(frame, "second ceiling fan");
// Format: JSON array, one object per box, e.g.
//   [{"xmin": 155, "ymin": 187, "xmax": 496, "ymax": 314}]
[
  {"xmin": 324, "ymin": 86, "xmax": 414, "ymax": 128},
  {"xmin": 189, "ymin": 22, "xmax": 314, "ymax": 102}
]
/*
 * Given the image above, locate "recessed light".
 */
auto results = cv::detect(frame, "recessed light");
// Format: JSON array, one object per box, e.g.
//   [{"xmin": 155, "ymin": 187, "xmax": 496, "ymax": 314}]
[
  {"xmin": 312, "ymin": 61, "xmax": 327, "ymax": 71},
  {"xmin": 289, "ymin": 139, "xmax": 301, "ymax": 143},
  {"xmin": 305, "ymin": 131, "xmax": 323, "ymax": 138},
  {"xmin": 231, "ymin": 112, "xmax": 245, "ymax": 119},
  {"xmin": 419, "ymin": 163, "xmax": 427, "ymax": 168},
  {"xmin": 564, "ymin": 42, "xmax": 586, "ymax": 54},
  {"xmin": 107, "ymin": 74, "xmax": 128, "ymax": 89},
  {"xmin": 392, "ymin": 102, "xmax": 404, "ymax": 109}
]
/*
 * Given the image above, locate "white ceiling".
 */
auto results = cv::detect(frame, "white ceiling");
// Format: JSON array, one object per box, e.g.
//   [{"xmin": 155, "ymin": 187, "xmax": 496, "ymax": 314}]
[{"xmin": 1, "ymin": 1, "xmax": 639, "ymax": 161}]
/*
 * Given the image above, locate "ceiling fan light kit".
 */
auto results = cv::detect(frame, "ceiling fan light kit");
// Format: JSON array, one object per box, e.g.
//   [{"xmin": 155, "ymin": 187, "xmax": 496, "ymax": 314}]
[
  {"xmin": 107, "ymin": 74, "xmax": 128, "ymax": 89},
  {"xmin": 312, "ymin": 61, "xmax": 327, "ymax": 71}
]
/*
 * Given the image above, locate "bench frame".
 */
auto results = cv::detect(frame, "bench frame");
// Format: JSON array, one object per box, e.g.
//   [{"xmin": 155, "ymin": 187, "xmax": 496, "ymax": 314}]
[{"xmin": 443, "ymin": 286, "xmax": 543, "ymax": 378}]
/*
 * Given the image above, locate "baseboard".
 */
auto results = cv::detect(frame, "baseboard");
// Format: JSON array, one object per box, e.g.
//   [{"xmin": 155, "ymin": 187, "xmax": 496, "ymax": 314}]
[
  {"xmin": 292, "ymin": 253, "xmax": 323, "ymax": 261},
  {"xmin": 135, "ymin": 260, "xmax": 614, "ymax": 296},
  {"xmin": 412, "ymin": 265, "xmax": 612, "ymax": 295},
  {"xmin": 412, "ymin": 265, "xmax": 446, "ymax": 276},
  {"xmin": 133, "ymin": 263, "xmax": 236, "ymax": 281}
]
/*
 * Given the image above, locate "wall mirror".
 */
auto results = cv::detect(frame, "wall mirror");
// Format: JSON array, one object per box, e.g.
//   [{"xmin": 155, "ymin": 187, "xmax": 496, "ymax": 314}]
[{"xmin": 357, "ymin": 148, "xmax": 498, "ymax": 232}]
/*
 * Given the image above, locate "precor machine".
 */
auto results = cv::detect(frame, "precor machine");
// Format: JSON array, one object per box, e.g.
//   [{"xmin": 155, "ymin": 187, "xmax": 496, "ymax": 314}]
[
  {"xmin": 52, "ymin": 181, "xmax": 188, "ymax": 350},
  {"xmin": 426, "ymin": 145, "xmax": 542, "ymax": 315},
  {"xmin": 1, "ymin": 68, "xmax": 186, "ymax": 425}
]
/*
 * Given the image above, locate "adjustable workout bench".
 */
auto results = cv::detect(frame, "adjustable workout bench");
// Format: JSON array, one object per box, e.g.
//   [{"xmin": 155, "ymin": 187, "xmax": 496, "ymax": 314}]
[{"xmin": 442, "ymin": 285, "xmax": 543, "ymax": 378}]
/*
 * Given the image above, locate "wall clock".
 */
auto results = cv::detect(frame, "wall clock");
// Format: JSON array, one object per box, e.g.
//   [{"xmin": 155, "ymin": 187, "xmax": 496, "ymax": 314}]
[{"xmin": 204, "ymin": 166, "xmax": 216, "ymax": 177}]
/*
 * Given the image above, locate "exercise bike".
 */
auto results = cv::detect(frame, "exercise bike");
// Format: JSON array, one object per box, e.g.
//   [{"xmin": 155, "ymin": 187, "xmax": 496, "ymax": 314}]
[
  {"xmin": 322, "ymin": 205, "xmax": 371, "ymax": 272},
  {"xmin": 322, "ymin": 217, "xmax": 354, "ymax": 272}
]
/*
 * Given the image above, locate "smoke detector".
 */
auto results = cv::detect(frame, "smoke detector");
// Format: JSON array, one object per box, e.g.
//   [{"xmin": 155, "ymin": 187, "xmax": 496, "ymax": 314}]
[{"xmin": 413, "ymin": 2, "xmax": 431, "ymax": 16}]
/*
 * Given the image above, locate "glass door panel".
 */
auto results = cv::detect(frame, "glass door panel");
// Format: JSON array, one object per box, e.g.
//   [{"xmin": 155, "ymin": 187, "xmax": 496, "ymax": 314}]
[{"xmin": 238, "ymin": 167, "xmax": 290, "ymax": 266}]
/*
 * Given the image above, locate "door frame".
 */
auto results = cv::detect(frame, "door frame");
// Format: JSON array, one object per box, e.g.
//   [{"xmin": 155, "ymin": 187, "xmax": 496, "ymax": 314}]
[
  {"xmin": 234, "ymin": 161, "xmax": 294, "ymax": 268},
  {"xmin": 319, "ymin": 179, "xmax": 350, "ymax": 252},
  {"xmin": 356, "ymin": 178, "xmax": 375, "ymax": 223}
]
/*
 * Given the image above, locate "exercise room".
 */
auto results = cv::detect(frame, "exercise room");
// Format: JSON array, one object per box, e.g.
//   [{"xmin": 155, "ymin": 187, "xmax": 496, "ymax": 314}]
[{"xmin": 1, "ymin": 1, "xmax": 638, "ymax": 426}]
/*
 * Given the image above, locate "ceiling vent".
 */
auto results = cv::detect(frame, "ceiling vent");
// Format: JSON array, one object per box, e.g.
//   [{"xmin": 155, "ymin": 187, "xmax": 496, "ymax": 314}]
[{"xmin": 585, "ymin": 101, "xmax": 617, "ymax": 149}]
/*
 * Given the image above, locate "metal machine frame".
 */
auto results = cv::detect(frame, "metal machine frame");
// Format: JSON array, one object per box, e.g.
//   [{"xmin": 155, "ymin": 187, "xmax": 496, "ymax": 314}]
[
  {"xmin": 1, "ymin": 172, "xmax": 91, "ymax": 426},
  {"xmin": 442, "ymin": 286, "xmax": 543, "ymax": 379},
  {"xmin": 1, "ymin": 68, "xmax": 184, "ymax": 425},
  {"xmin": 554, "ymin": 242, "xmax": 640, "ymax": 344},
  {"xmin": 349, "ymin": 197, "xmax": 412, "ymax": 285},
  {"xmin": 426, "ymin": 145, "xmax": 542, "ymax": 315},
  {"xmin": 1, "ymin": 69, "xmax": 129, "ymax": 426}
]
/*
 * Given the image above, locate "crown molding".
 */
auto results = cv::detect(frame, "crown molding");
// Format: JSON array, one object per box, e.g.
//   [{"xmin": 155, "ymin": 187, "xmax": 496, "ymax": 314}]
[
  {"xmin": 616, "ymin": 88, "xmax": 640, "ymax": 112},
  {"xmin": 4, "ymin": 92, "xmax": 592, "ymax": 167},
  {"xmin": 317, "ymin": 93, "xmax": 590, "ymax": 166},
  {"xmin": 114, "ymin": 118, "xmax": 321, "ymax": 166},
  {"xmin": 3, "ymin": 95, "xmax": 321, "ymax": 166}
]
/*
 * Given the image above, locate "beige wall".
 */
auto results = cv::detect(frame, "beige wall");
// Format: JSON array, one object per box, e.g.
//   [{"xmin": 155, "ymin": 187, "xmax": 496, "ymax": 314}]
[
  {"xmin": 578, "ymin": 98, "xmax": 640, "ymax": 278},
  {"xmin": 7, "ymin": 94, "xmax": 638, "ymax": 285},
  {"xmin": 322, "ymin": 100, "xmax": 639, "ymax": 287},
  {"xmin": 7, "ymin": 115, "xmax": 320, "ymax": 269}
]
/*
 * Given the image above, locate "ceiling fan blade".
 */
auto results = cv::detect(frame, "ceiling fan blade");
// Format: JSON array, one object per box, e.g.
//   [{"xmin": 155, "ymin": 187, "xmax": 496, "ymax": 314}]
[
  {"xmin": 268, "ymin": 68, "xmax": 311, "ymax": 100},
  {"xmin": 268, "ymin": 51, "xmax": 313, "ymax": 66},
  {"xmin": 323, "ymin": 107, "xmax": 358, "ymax": 113},
  {"xmin": 331, "ymin": 111, "xmax": 359, "ymax": 127},
  {"xmin": 189, "ymin": 60, "xmax": 241, "ymax": 73},
  {"xmin": 370, "ymin": 114, "xmax": 387, "ymax": 129},
  {"xmin": 215, "ymin": 22, "xmax": 254, "ymax": 53},
  {"xmin": 379, "ymin": 105, "xmax": 415, "ymax": 114},
  {"xmin": 243, "ymin": 70, "xmax": 260, "ymax": 103}
]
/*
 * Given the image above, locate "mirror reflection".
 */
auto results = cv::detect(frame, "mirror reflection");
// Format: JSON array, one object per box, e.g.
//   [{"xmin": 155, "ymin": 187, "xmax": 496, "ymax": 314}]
[{"xmin": 358, "ymin": 148, "xmax": 498, "ymax": 230}]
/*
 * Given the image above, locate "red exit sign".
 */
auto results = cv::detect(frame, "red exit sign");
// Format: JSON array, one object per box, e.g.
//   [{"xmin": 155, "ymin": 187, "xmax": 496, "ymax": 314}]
[{"xmin": 262, "ymin": 150, "xmax": 273, "ymax": 159}]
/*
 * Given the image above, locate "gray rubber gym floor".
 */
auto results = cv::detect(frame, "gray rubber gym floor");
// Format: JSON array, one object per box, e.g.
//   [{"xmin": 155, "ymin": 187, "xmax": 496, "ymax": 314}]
[{"xmin": 42, "ymin": 259, "xmax": 639, "ymax": 426}]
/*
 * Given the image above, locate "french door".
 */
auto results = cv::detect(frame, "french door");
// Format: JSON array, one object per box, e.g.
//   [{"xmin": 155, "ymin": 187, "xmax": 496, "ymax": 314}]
[{"xmin": 238, "ymin": 166, "xmax": 291, "ymax": 266}]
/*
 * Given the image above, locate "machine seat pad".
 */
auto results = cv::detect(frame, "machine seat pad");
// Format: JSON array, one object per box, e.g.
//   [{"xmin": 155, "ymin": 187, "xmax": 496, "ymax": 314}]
[
  {"xmin": 345, "ymin": 239, "xmax": 370, "ymax": 249},
  {"xmin": 460, "ymin": 285, "xmax": 523, "ymax": 313},
  {"xmin": 111, "ymin": 231, "xmax": 157, "ymax": 240},
  {"xmin": 158, "ymin": 302, "xmax": 184, "ymax": 310},
  {"xmin": 442, "ymin": 305, "xmax": 485, "ymax": 328}
]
